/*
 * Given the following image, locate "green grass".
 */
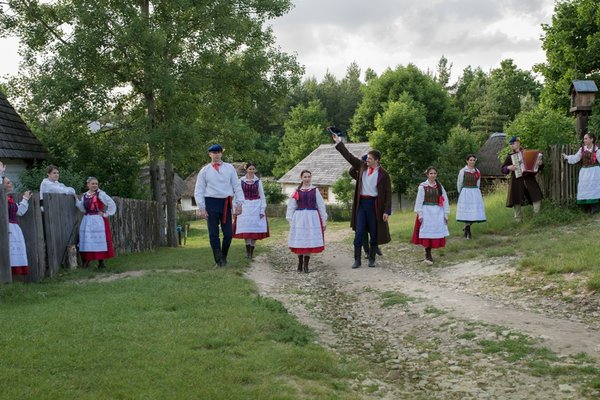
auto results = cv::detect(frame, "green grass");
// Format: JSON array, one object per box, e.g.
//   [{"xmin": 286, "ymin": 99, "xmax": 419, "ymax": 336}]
[
  {"xmin": 386, "ymin": 186, "xmax": 600, "ymax": 290},
  {"xmin": 378, "ymin": 290, "xmax": 415, "ymax": 308},
  {"xmin": 0, "ymin": 220, "xmax": 362, "ymax": 400}
]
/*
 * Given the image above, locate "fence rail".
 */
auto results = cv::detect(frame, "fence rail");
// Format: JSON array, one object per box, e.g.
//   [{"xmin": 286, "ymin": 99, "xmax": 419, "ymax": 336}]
[
  {"xmin": 1, "ymin": 190, "xmax": 161, "ymax": 283},
  {"xmin": 540, "ymin": 144, "xmax": 580, "ymax": 205}
]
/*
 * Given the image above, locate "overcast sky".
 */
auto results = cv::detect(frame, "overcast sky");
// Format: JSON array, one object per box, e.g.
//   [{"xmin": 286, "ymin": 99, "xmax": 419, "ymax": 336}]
[
  {"xmin": 269, "ymin": 0, "xmax": 556, "ymax": 82},
  {"xmin": 0, "ymin": 0, "xmax": 556, "ymax": 83}
]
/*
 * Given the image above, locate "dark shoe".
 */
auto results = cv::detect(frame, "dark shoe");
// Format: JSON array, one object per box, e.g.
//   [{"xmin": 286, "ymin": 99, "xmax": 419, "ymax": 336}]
[
  {"xmin": 375, "ymin": 246, "xmax": 383, "ymax": 256},
  {"xmin": 245, "ymin": 244, "xmax": 251, "ymax": 259},
  {"xmin": 97, "ymin": 260, "xmax": 106, "ymax": 269},
  {"xmin": 303, "ymin": 256, "xmax": 310, "ymax": 273},
  {"xmin": 249, "ymin": 246, "xmax": 255, "ymax": 259},
  {"xmin": 463, "ymin": 227, "xmax": 468, "ymax": 238},
  {"xmin": 352, "ymin": 246, "xmax": 362, "ymax": 269},
  {"xmin": 212, "ymin": 248, "xmax": 223, "ymax": 268},
  {"xmin": 368, "ymin": 247, "xmax": 376, "ymax": 268},
  {"xmin": 297, "ymin": 255, "xmax": 303, "ymax": 272},
  {"xmin": 425, "ymin": 247, "xmax": 433, "ymax": 264},
  {"xmin": 466, "ymin": 225, "xmax": 472, "ymax": 239}
]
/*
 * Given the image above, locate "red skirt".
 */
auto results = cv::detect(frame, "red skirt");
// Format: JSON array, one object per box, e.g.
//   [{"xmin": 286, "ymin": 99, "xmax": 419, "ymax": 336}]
[
  {"xmin": 411, "ymin": 215, "xmax": 446, "ymax": 249},
  {"xmin": 11, "ymin": 266, "xmax": 30, "ymax": 275},
  {"xmin": 81, "ymin": 218, "xmax": 115, "ymax": 261}
]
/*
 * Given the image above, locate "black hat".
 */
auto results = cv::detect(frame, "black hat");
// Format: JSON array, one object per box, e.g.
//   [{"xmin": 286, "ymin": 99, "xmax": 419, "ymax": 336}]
[
  {"xmin": 326, "ymin": 126, "xmax": 345, "ymax": 136},
  {"xmin": 208, "ymin": 144, "xmax": 223, "ymax": 152},
  {"xmin": 508, "ymin": 136, "xmax": 520, "ymax": 145}
]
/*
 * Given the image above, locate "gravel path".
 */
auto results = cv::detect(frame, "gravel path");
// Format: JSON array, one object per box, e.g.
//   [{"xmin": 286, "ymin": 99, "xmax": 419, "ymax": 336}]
[{"xmin": 246, "ymin": 228, "xmax": 600, "ymax": 399}]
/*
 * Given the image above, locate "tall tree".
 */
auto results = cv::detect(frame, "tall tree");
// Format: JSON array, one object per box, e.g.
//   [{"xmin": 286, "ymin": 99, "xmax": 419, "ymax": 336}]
[
  {"xmin": 536, "ymin": 0, "xmax": 600, "ymax": 111},
  {"xmin": 369, "ymin": 94, "xmax": 435, "ymax": 197},
  {"xmin": 434, "ymin": 55, "xmax": 453, "ymax": 90},
  {"xmin": 273, "ymin": 100, "xmax": 329, "ymax": 178},
  {"xmin": 1, "ymin": 0, "xmax": 301, "ymax": 246},
  {"xmin": 350, "ymin": 64, "xmax": 458, "ymax": 142}
]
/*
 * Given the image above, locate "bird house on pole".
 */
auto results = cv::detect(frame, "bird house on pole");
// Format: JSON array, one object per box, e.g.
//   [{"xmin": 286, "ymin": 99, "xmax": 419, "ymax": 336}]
[{"xmin": 569, "ymin": 80, "xmax": 598, "ymax": 139}]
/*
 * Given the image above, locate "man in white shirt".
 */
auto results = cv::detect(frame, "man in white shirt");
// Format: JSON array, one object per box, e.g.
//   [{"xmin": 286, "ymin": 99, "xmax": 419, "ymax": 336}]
[{"xmin": 194, "ymin": 144, "xmax": 244, "ymax": 267}]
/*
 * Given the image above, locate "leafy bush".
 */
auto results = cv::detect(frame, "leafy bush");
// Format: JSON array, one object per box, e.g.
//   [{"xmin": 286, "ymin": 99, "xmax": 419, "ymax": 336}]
[
  {"xmin": 18, "ymin": 163, "xmax": 85, "ymax": 193},
  {"xmin": 262, "ymin": 180, "xmax": 287, "ymax": 204},
  {"xmin": 331, "ymin": 171, "xmax": 354, "ymax": 208}
]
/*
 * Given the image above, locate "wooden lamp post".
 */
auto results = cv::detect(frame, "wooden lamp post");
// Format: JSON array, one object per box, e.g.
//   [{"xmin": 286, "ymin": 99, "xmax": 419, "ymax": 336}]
[{"xmin": 569, "ymin": 80, "xmax": 598, "ymax": 139}]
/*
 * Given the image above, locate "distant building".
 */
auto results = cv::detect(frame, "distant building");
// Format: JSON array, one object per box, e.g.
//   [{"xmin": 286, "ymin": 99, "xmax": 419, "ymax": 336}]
[
  {"xmin": 0, "ymin": 91, "xmax": 48, "ymax": 185},
  {"xmin": 278, "ymin": 143, "xmax": 371, "ymax": 204},
  {"xmin": 476, "ymin": 132, "xmax": 508, "ymax": 188}
]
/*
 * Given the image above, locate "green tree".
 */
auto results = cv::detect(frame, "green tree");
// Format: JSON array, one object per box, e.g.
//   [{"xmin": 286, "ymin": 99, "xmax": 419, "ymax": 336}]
[
  {"xmin": 2, "ymin": 0, "xmax": 301, "ymax": 246},
  {"xmin": 273, "ymin": 100, "xmax": 329, "ymax": 177},
  {"xmin": 503, "ymin": 105, "xmax": 576, "ymax": 159},
  {"xmin": 434, "ymin": 126, "xmax": 480, "ymax": 197},
  {"xmin": 434, "ymin": 55, "xmax": 453, "ymax": 90},
  {"xmin": 331, "ymin": 172, "xmax": 354, "ymax": 208},
  {"xmin": 369, "ymin": 94, "xmax": 435, "ymax": 196},
  {"xmin": 453, "ymin": 66, "xmax": 489, "ymax": 130},
  {"xmin": 351, "ymin": 64, "xmax": 457, "ymax": 142},
  {"xmin": 536, "ymin": 0, "xmax": 600, "ymax": 111}
]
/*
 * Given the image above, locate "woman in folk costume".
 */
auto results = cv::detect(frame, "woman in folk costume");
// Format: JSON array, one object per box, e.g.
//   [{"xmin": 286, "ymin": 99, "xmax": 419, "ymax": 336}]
[
  {"xmin": 233, "ymin": 163, "xmax": 269, "ymax": 259},
  {"xmin": 76, "ymin": 177, "xmax": 117, "ymax": 269},
  {"xmin": 411, "ymin": 167, "xmax": 450, "ymax": 264},
  {"xmin": 563, "ymin": 132, "xmax": 600, "ymax": 213},
  {"xmin": 455, "ymin": 154, "xmax": 486, "ymax": 239},
  {"xmin": 286, "ymin": 170, "xmax": 327, "ymax": 273},
  {"xmin": 3, "ymin": 177, "xmax": 32, "ymax": 282}
]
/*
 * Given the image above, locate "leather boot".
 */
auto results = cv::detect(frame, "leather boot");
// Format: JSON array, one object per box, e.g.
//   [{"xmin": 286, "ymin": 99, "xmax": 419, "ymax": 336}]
[
  {"xmin": 249, "ymin": 246, "xmax": 255, "ymax": 259},
  {"xmin": 425, "ymin": 247, "xmax": 433, "ymax": 264},
  {"xmin": 212, "ymin": 248, "xmax": 223, "ymax": 268},
  {"xmin": 245, "ymin": 244, "xmax": 251, "ymax": 258},
  {"xmin": 368, "ymin": 247, "xmax": 376, "ymax": 268},
  {"xmin": 363, "ymin": 236, "xmax": 370, "ymax": 259},
  {"xmin": 297, "ymin": 255, "xmax": 303, "ymax": 272},
  {"xmin": 352, "ymin": 246, "xmax": 362, "ymax": 269},
  {"xmin": 466, "ymin": 225, "xmax": 472, "ymax": 239},
  {"xmin": 303, "ymin": 256, "xmax": 310, "ymax": 273},
  {"xmin": 221, "ymin": 243, "xmax": 230, "ymax": 267},
  {"xmin": 463, "ymin": 226, "xmax": 468, "ymax": 238},
  {"xmin": 375, "ymin": 246, "xmax": 383, "ymax": 256},
  {"xmin": 98, "ymin": 260, "xmax": 106, "ymax": 269}
]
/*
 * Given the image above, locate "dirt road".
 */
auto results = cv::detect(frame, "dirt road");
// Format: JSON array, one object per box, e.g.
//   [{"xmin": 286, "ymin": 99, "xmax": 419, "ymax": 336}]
[{"xmin": 247, "ymin": 229, "xmax": 600, "ymax": 399}]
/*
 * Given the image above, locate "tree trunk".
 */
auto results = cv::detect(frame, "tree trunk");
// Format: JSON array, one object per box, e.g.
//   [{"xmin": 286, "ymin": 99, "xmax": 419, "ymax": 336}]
[
  {"xmin": 149, "ymin": 159, "xmax": 167, "ymax": 246},
  {"xmin": 164, "ymin": 160, "xmax": 178, "ymax": 247}
]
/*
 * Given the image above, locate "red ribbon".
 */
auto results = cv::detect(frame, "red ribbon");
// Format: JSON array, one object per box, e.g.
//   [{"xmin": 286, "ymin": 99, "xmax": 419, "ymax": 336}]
[{"xmin": 438, "ymin": 195, "xmax": 445, "ymax": 207}]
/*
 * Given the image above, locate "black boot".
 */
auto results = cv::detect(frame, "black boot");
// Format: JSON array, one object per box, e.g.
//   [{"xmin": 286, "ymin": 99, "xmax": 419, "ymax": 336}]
[
  {"xmin": 375, "ymin": 246, "xmax": 383, "ymax": 256},
  {"xmin": 363, "ymin": 236, "xmax": 370, "ymax": 259},
  {"xmin": 368, "ymin": 247, "xmax": 376, "ymax": 268},
  {"xmin": 424, "ymin": 247, "xmax": 433, "ymax": 264},
  {"xmin": 245, "ymin": 244, "xmax": 251, "ymax": 259},
  {"xmin": 221, "ymin": 243, "xmax": 230, "ymax": 267},
  {"xmin": 466, "ymin": 225, "xmax": 472, "ymax": 239},
  {"xmin": 352, "ymin": 246, "xmax": 362, "ymax": 269},
  {"xmin": 98, "ymin": 259, "xmax": 106, "ymax": 269},
  {"xmin": 463, "ymin": 226, "xmax": 468, "ymax": 238},
  {"xmin": 249, "ymin": 246, "xmax": 255, "ymax": 259},
  {"xmin": 297, "ymin": 255, "xmax": 303, "ymax": 272},
  {"xmin": 303, "ymin": 256, "xmax": 310, "ymax": 273},
  {"xmin": 212, "ymin": 248, "xmax": 223, "ymax": 268}
]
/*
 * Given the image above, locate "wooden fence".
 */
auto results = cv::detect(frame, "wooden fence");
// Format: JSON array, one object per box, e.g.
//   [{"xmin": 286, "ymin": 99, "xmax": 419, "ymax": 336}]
[
  {"xmin": 0, "ymin": 191, "xmax": 161, "ymax": 283},
  {"xmin": 539, "ymin": 144, "xmax": 580, "ymax": 205}
]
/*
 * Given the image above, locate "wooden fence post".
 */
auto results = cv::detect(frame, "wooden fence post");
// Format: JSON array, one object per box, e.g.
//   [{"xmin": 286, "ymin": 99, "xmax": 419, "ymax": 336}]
[
  {"xmin": 16, "ymin": 192, "xmax": 47, "ymax": 282},
  {"xmin": 43, "ymin": 193, "xmax": 81, "ymax": 277},
  {"xmin": 0, "ymin": 187, "xmax": 11, "ymax": 283}
]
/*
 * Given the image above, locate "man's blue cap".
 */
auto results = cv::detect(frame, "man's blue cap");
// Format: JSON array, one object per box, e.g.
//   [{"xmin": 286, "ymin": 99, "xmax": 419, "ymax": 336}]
[
  {"xmin": 508, "ymin": 136, "xmax": 520, "ymax": 144},
  {"xmin": 208, "ymin": 144, "xmax": 223, "ymax": 152}
]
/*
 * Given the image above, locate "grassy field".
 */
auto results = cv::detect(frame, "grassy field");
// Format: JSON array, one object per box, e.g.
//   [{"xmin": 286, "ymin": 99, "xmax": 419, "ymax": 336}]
[
  {"xmin": 1, "ymin": 186, "xmax": 598, "ymax": 399},
  {"xmin": 0, "ymin": 220, "xmax": 362, "ymax": 400},
  {"xmin": 385, "ymin": 186, "xmax": 600, "ymax": 291}
]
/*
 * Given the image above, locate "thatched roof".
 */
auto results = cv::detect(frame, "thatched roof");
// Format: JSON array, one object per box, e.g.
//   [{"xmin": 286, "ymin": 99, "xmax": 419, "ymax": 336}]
[
  {"xmin": 0, "ymin": 91, "xmax": 48, "ymax": 160},
  {"xmin": 476, "ymin": 132, "xmax": 506, "ymax": 178},
  {"xmin": 278, "ymin": 143, "xmax": 371, "ymax": 185}
]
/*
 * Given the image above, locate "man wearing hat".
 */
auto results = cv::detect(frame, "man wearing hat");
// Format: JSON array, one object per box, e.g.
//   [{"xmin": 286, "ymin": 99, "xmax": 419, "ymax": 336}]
[
  {"xmin": 195, "ymin": 144, "xmax": 244, "ymax": 267},
  {"xmin": 331, "ymin": 130, "xmax": 392, "ymax": 268},
  {"xmin": 501, "ymin": 136, "xmax": 543, "ymax": 222}
]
